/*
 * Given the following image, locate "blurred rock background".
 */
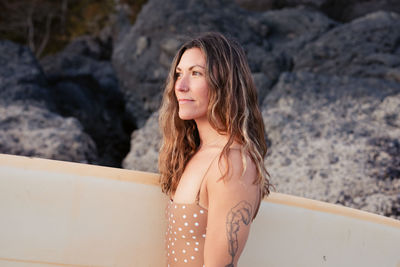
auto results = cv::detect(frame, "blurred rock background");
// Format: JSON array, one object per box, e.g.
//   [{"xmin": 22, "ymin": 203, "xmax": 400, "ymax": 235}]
[{"xmin": 0, "ymin": 0, "xmax": 399, "ymax": 219}]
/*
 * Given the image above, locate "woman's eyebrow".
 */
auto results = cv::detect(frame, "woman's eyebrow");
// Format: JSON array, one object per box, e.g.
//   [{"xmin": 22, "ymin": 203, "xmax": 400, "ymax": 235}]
[{"xmin": 176, "ymin": 64, "xmax": 205, "ymax": 71}]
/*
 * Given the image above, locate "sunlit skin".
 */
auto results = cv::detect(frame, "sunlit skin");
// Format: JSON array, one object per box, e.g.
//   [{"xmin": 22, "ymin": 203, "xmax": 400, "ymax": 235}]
[
  {"xmin": 174, "ymin": 48, "xmax": 229, "ymax": 150},
  {"xmin": 175, "ymin": 48, "xmax": 210, "ymax": 123}
]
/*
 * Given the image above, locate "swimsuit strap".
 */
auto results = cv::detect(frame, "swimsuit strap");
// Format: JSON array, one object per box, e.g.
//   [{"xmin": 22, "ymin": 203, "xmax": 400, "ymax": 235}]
[{"xmin": 195, "ymin": 152, "xmax": 221, "ymax": 205}]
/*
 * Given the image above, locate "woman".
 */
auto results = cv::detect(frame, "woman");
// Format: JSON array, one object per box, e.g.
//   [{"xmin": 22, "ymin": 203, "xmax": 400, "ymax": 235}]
[{"xmin": 159, "ymin": 32, "xmax": 270, "ymax": 267}]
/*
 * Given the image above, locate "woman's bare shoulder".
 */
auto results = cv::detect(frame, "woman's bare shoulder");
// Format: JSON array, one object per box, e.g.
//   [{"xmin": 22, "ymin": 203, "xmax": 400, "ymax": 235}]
[{"xmin": 206, "ymin": 147, "xmax": 257, "ymax": 187}]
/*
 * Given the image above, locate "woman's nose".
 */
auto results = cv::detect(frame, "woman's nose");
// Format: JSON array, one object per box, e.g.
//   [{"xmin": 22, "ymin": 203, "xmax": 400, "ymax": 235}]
[{"xmin": 175, "ymin": 74, "xmax": 189, "ymax": 92}]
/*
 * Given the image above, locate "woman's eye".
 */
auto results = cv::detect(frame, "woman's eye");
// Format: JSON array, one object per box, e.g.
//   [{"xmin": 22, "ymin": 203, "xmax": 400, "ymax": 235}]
[
  {"xmin": 175, "ymin": 72, "xmax": 182, "ymax": 78},
  {"xmin": 192, "ymin": 71, "xmax": 202, "ymax": 76}
]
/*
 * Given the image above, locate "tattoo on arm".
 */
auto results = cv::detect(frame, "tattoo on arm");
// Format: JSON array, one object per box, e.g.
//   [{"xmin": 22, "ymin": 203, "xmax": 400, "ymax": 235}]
[{"xmin": 225, "ymin": 200, "xmax": 252, "ymax": 267}]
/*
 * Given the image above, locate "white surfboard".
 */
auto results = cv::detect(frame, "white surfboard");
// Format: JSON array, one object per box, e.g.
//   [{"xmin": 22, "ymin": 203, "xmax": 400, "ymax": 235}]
[{"xmin": 0, "ymin": 153, "xmax": 399, "ymax": 267}]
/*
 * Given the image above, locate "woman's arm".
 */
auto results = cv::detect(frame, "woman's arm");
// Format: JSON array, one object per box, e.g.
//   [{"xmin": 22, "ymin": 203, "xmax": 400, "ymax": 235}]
[{"xmin": 203, "ymin": 151, "xmax": 259, "ymax": 267}]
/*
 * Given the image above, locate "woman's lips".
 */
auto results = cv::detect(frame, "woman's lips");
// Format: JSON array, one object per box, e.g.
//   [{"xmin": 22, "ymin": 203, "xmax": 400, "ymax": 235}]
[{"xmin": 178, "ymin": 99, "xmax": 194, "ymax": 103}]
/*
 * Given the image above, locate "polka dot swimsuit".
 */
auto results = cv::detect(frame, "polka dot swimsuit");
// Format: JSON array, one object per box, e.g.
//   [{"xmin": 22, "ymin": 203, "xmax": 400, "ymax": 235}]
[{"xmin": 165, "ymin": 199, "xmax": 207, "ymax": 266}]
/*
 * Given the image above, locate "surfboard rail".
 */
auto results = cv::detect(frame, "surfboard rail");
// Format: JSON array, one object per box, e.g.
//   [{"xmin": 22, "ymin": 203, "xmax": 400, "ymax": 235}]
[{"xmin": 1, "ymin": 153, "xmax": 398, "ymax": 229}]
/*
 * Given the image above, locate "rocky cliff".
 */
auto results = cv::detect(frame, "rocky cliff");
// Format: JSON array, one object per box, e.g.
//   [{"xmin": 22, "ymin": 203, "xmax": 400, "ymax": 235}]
[{"xmin": 1, "ymin": 0, "xmax": 399, "ymax": 219}]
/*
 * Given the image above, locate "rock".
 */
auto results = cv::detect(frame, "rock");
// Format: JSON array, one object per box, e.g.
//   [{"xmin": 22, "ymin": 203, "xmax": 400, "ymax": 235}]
[
  {"xmin": 0, "ymin": 40, "xmax": 98, "ymax": 163},
  {"xmin": 262, "ymin": 71, "xmax": 400, "ymax": 219},
  {"xmin": 248, "ymin": 8, "xmax": 336, "ymax": 89},
  {"xmin": 256, "ymin": 7, "xmax": 337, "ymax": 51},
  {"xmin": 109, "ymin": 2, "xmax": 133, "ymax": 45},
  {"xmin": 252, "ymin": 73, "xmax": 274, "ymax": 104},
  {"xmin": 371, "ymin": 94, "xmax": 400, "ymax": 128},
  {"xmin": 294, "ymin": 11, "xmax": 400, "ymax": 81},
  {"xmin": 367, "ymin": 137, "xmax": 400, "ymax": 182},
  {"xmin": 235, "ymin": 0, "xmax": 275, "ymax": 11},
  {"xmin": 40, "ymin": 37, "xmax": 134, "ymax": 167},
  {"xmin": 0, "ymin": 40, "xmax": 54, "ymax": 110},
  {"xmin": 236, "ymin": 0, "xmax": 400, "ymax": 22},
  {"xmin": 321, "ymin": 0, "xmax": 400, "ymax": 23},
  {"xmin": 123, "ymin": 111, "xmax": 160, "ymax": 172},
  {"xmin": 41, "ymin": 37, "xmax": 118, "ymax": 90},
  {"xmin": 0, "ymin": 105, "xmax": 97, "ymax": 163},
  {"xmin": 60, "ymin": 35, "xmax": 112, "ymax": 61},
  {"xmin": 235, "ymin": 0, "xmax": 328, "ymax": 11}
]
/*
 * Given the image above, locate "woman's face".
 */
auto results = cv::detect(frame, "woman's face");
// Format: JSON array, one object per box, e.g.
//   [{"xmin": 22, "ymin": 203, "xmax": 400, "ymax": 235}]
[{"xmin": 175, "ymin": 48, "xmax": 210, "ymax": 122}]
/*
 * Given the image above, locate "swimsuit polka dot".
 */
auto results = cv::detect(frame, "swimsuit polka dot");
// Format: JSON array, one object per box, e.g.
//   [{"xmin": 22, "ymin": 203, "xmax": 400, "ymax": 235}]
[{"xmin": 165, "ymin": 200, "xmax": 207, "ymax": 266}]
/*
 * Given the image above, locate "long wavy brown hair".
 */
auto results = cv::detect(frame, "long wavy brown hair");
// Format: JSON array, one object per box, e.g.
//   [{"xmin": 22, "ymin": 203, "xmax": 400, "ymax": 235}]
[{"xmin": 159, "ymin": 32, "xmax": 270, "ymax": 212}]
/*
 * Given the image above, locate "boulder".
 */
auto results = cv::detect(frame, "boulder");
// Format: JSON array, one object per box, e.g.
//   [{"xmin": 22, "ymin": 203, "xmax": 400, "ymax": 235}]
[
  {"xmin": 235, "ymin": 0, "xmax": 400, "ymax": 22},
  {"xmin": 0, "ymin": 105, "xmax": 97, "ymax": 163},
  {"xmin": 123, "ymin": 111, "xmax": 160, "ymax": 172},
  {"xmin": 250, "ymin": 7, "xmax": 336, "ymax": 85},
  {"xmin": 40, "ymin": 36, "xmax": 134, "ymax": 167},
  {"xmin": 321, "ymin": 0, "xmax": 400, "ymax": 22},
  {"xmin": 0, "ymin": 40, "xmax": 54, "ymax": 110},
  {"xmin": 252, "ymin": 73, "xmax": 274, "ymax": 105},
  {"xmin": 0, "ymin": 40, "xmax": 98, "ymax": 163},
  {"xmin": 255, "ymin": 7, "xmax": 337, "ymax": 52},
  {"xmin": 294, "ymin": 11, "xmax": 400, "ymax": 82},
  {"xmin": 235, "ymin": 0, "xmax": 328, "ymax": 11},
  {"xmin": 262, "ymin": 71, "xmax": 400, "ymax": 219}
]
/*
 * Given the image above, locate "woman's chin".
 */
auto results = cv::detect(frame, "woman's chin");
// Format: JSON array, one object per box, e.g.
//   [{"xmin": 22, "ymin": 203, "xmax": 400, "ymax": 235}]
[
  {"xmin": 178, "ymin": 114, "xmax": 193, "ymax": 120},
  {"xmin": 178, "ymin": 111, "xmax": 207, "ymax": 121}
]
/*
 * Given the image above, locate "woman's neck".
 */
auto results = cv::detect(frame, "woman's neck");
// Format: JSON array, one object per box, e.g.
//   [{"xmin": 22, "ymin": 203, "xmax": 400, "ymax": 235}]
[{"xmin": 195, "ymin": 118, "xmax": 228, "ymax": 149}]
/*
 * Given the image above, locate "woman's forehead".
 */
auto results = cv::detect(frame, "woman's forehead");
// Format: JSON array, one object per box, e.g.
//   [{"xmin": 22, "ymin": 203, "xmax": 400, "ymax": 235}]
[{"xmin": 176, "ymin": 48, "xmax": 206, "ymax": 69}]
